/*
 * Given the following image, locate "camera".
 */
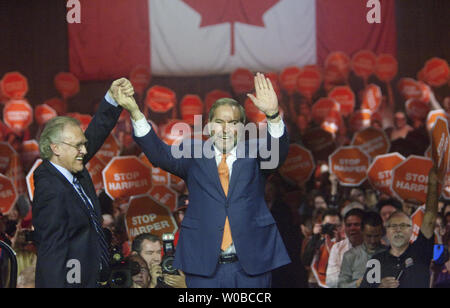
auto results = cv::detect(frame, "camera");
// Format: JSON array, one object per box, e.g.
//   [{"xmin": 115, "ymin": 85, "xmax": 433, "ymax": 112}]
[
  {"xmin": 321, "ymin": 223, "xmax": 337, "ymax": 236},
  {"xmin": 107, "ymin": 246, "xmax": 140, "ymax": 288},
  {"xmin": 156, "ymin": 233, "xmax": 178, "ymax": 288}
]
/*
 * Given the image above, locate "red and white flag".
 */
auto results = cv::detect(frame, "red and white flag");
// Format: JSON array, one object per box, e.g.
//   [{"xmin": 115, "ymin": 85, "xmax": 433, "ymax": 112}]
[{"xmin": 68, "ymin": 0, "xmax": 396, "ymax": 79}]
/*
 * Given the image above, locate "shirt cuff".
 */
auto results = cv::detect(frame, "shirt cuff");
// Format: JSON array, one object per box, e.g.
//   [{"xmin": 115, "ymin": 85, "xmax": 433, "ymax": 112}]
[
  {"xmin": 132, "ymin": 117, "xmax": 151, "ymax": 137},
  {"xmin": 267, "ymin": 119, "xmax": 285, "ymax": 138},
  {"xmin": 104, "ymin": 91, "xmax": 119, "ymax": 107}
]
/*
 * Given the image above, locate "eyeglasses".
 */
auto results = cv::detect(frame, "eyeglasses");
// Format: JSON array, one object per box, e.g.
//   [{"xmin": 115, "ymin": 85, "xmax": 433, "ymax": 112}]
[
  {"xmin": 59, "ymin": 141, "xmax": 88, "ymax": 152},
  {"xmin": 386, "ymin": 223, "xmax": 412, "ymax": 230}
]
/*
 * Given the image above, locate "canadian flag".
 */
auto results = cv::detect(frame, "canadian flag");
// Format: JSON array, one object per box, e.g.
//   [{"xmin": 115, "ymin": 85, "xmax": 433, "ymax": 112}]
[{"xmin": 68, "ymin": 0, "xmax": 396, "ymax": 80}]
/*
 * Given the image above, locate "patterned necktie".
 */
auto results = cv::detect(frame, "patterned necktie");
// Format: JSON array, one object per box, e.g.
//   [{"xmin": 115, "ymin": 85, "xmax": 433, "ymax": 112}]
[
  {"xmin": 218, "ymin": 154, "xmax": 232, "ymax": 250},
  {"xmin": 73, "ymin": 176, "xmax": 110, "ymax": 269}
]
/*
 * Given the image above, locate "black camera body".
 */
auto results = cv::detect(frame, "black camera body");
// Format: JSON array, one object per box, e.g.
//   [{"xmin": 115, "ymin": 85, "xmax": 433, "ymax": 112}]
[
  {"xmin": 321, "ymin": 223, "xmax": 336, "ymax": 236},
  {"xmin": 107, "ymin": 246, "xmax": 140, "ymax": 288},
  {"xmin": 160, "ymin": 233, "xmax": 178, "ymax": 275}
]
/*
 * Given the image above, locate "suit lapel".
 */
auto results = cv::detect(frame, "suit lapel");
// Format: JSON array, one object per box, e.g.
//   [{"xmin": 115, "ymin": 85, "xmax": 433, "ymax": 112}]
[
  {"xmin": 201, "ymin": 154, "xmax": 227, "ymax": 200},
  {"xmin": 228, "ymin": 158, "xmax": 245, "ymax": 198}
]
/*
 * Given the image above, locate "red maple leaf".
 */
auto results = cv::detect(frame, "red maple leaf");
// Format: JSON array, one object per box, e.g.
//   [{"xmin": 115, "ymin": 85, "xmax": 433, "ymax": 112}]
[{"xmin": 182, "ymin": 0, "xmax": 280, "ymax": 56}]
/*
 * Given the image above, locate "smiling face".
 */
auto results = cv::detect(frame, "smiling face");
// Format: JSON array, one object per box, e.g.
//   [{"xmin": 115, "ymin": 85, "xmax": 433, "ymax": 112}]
[
  {"xmin": 209, "ymin": 104, "xmax": 242, "ymax": 154},
  {"xmin": 50, "ymin": 123, "xmax": 87, "ymax": 173}
]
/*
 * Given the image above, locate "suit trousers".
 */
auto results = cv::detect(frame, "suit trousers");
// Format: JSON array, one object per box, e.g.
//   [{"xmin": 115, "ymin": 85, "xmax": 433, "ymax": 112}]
[{"xmin": 185, "ymin": 261, "xmax": 272, "ymax": 288}]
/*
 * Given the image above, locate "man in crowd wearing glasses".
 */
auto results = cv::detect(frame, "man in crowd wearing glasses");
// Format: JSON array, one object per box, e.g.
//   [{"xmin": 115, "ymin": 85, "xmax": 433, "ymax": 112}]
[
  {"xmin": 360, "ymin": 167, "xmax": 439, "ymax": 288},
  {"xmin": 33, "ymin": 79, "xmax": 135, "ymax": 288}
]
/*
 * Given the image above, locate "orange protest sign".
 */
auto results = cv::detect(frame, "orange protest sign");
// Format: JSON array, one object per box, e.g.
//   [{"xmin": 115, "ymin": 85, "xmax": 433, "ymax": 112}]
[
  {"xmin": 149, "ymin": 185, "xmax": 178, "ymax": 212},
  {"xmin": 391, "ymin": 155, "xmax": 433, "ymax": 204},
  {"xmin": 397, "ymin": 78, "xmax": 422, "ymax": 100},
  {"xmin": 204, "ymin": 90, "xmax": 232, "ymax": 113},
  {"xmin": 279, "ymin": 144, "xmax": 315, "ymax": 185},
  {"xmin": 375, "ymin": 54, "xmax": 398, "ymax": 82},
  {"xmin": 311, "ymin": 98, "xmax": 340, "ymax": 125},
  {"xmin": 321, "ymin": 109, "xmax": 342, "ymax": 135},
  {"xmin": 43, "ymin": 97, "xmax": 67, "ymax": 115},
  {"xmin": 427, "ymin": 110, "xmax": 448, "ymax": 131},
  {"xmin": 244, "ymin": 97, "xmax": 266, "ymax": 124},
  {"xmin": 20, "ymin": 140, "xmax": 40, "ymax": 172},
  {"xmin": 351, "ymin": 50, "xmax": 377, "ymax": 80},
  {"xmin": 145, "ymin": 85, "xmax": 176, "ymax": 113},
  {"xmin": 54, "ymin": 72, "xmax": 80, "ymax": 99},
  {"xmin": 35, "ymin": 104, "xmax": 57, "ymax": 126},
  {"xmin": 139, "ymin": 153, "xmax": 170, "ymax": 186},
  {"xmin": 302, "ymin": 128, "xmax": 336, "ymax": 162},
  {"xmin": 6, "ymin": 152, "xmax": 27, "ymax": 195},
  {"xmin": 351, "ymin": 127, "xmax": 390, "ymax": 159},
  {"xmin": 161, "ymin": 119, "xmax": 191, "ymax": 145},
  {"xmin": 405, "ymin": 99, "xmax": 430, "ymax": 121},
  {"xmin": 67, "ymin": 113, "xmax": 92, "ymax": 131},
  {"xmin": 0, "ymin": 174, "xmax": 18, "ymax": 215},
  {"xmin": 26, "ymin": 159, "xmax": 43, "ymax": 201},
  {"xmin": 430, "ymin": 116, "xmax": 450, "ymax": 181},
  {"xmin": 0, "ymin": 142, "xmax": 16, "ymax": 174},
  {"xmin": 325, "ymin": 51, "xmax": 351, "ymax": 84},
  {"xmin": 423, "ymin": 57, "xmax": 450, "ymax": 87},
  {"xmin": 348, "ymin": 109, "xmax": 372, "ymax": 133},
  {"xmin": 3, "ymin": 99, "xmax": 33, "ymax": 132},
  {"xmin": 169, "ymin": 173, "xmax": 185, "ymax": 193},
  {"xmin": 230, "ymin": 68, "xmax": 254, "ymax": 95},
  {"xmin": 297, "ymin": 66, "xmax": 322, "ymax": 100},
  {"xmin": 86, "ymin": 155, "xmax": 106, "ymax": 194},
  {"xmin": 367, "ymin": 153, "xmax": 405, "ymax": 196},
  {"xmin": 96, "ymin": 134, "xmax": 121, "ymax": 164},
  {"xmin": 280, "ymin": 66, "xmax": 302, "ymax": 94},
  {"xmin": 361, "ymin": 84, "xmax": 382, "ymax": 112},
  {"xmin": 0, "ymin": 72, "xmax": 28, "ymax": 99},
  {"xmin": 129, "ymin": 65, "xmax": 151, "ymax": 96},
  {"xmin": 329, "ymin": 146, "xmax": 370, "ymax": 186},
  {"xmin": 102, "ymin": 156, "xmax": 152, "ymax": 200},
  {"xmin": 180, "ymin": 94, "xmax": 203, "ymax": 126},
  {"xmin": 328, "ymin": 86, "xmax": 355, "ymax": 117},
  {"xmin": 265, "ymin": 72, "xmax": 282, "ymax": 99},
  {"xmin": 125, "ymin": 194, "xmax": 178, "ymax": 242}
]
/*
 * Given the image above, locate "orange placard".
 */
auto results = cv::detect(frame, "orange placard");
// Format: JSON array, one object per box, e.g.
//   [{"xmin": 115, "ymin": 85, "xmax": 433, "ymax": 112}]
[
  {"xmin": 297, "ymin": 66, "xmax": 322, "ymax": 100},
  {"xmin": 328, "ymin": 86, "xmax": 355, "ymax": 117},
  {"xmin": 280, "ymin": 66, "xmax": 302, "ymax": 94},
  {"xmin": 302, "ymin": 128, "xmax": 336, "ymax": 162},
  {"xmin": 351, "ymin": 127, "xmax": 390, "ymax": 159},
  {"xmin": 102, "ymin": 156, "xmax": 152, "ymax": 200},
  {"xmin": 351, "ymin": 50, "xmax": 377, "ymax": 80},
  {"xmin": 361, "ymin": 84, "xmax": 382, "ymax": 112},
  {"xmin": 397, "ymin": 78, "xmax": 422, "ymax": 100},
  {"xmin": 43, "ymin": 97, "xmax": 67, "ymax": 115},
  {"xmin": 375, "ymin": 54, "xmax": 398, "ymax": 82},
  {"xmin": 86, "ymin": 155, "xmax": 106, "ymax": 194},
  {"xmin": 427, "ymin": 109, "xmax": 448, "ymax": 132},
  {"xmin": 35, "ymin": 104, "xmax": 57, "ymax": 126},
  {"xmin": 149, "ymin": 185, "xmax": 178, "ymax": 212},
  {"xmin": 25, "ymin": 158, "xmax": 42, "ymax": 201},
  {"xmin": 54, "ymin": 72, "xmax": 80, "ymax": 99},
  {"xmin": 348, "ymin": 109, "xmax": 372, "ymax": 133},
  {"xmin": 180, "ymin": 94, "xmax": 203, "ymax": 126},
  {"xmin": 423, "ymin": 57, "xmax": 450, "ymax": 87},
  {"xmin": 67, "ymin": 113, "xmax": 92, "ymax": 132},
  {"xmin": 367, "ymin": 153, "xmax": 405, "ymax": 196},
  {"xmin": 430, "ymin": 116, "xmax": 450, "ymax": 181},
  {"xmin": 244, "ymin": 97, "xmax": 266, "ymax": 124},
  {"xmin": 20, "ymin": 140, "xmax": 40, "ymax": 171},
  {"xmin": 125, "ymin": 194, "xmax": 178, "ymax": 242},
  {"xmin": 3, "ymin": 99, "xmax": 33, "ymax": 132},
  {"xmin": 0, "ymin": 141, "xmax": 16, "ymax": 174},
  {"xmin": 204, "ymin": 90, "xmax": 232, "ymax": 113},
  {"xmin": 0, "ymin": 72, "xmax": 28, "ymax": 99},
  {"xmin": 230, "ymin": 68, "xmax": 254, "ymax": 95},
  {"xmin": 325, "ymin": 51, "xmax": 351, "ymax": 84},
  {"xmin": 161, "ymin": 119, "xmax": 192, "ymax": 146},
  {"xmin": 129, "ymin": 65, "xmax": 151, "ymax": 96},
  {"xmin": 96, "ymin": 134, "xmax": 121, "ymax": 164},
  {"xmin": 145, "ymin": 85, "xmax": 176, "ymax": 113},
  {"xmin": 391, "ymin": 155, "xmax": 433, "ymax": 204},
  {"xmin": 265, "ymin": 72, "xmax": 282, "ymax": 99},
  {"xmin": 311, "ymin": 98, "xmax": 340, "ymax": 125},
  {"xmin": 329, "ymin": 146, "xmax": 370, "ymax": 186},
  {"xmin": 321, "ymin": 109, "xmax": 342, "ymax": 135},
  {"xmin": 169, "ymin": 173, "xmax": 185, "ymax": 193},
  {"xmin": 279, "ymin": 144, "xmax": 315, "ymax": 185},
  {"xmin": 139, "ymin": 153, "xmax": 170, "ymax": 186},
  {"xmin": 405, "ymin": 98, "xmax": 430, "ymax": 121},
  {"xmin": 0, "ymin": 174, "xmax": 18, "ymax": 215}
]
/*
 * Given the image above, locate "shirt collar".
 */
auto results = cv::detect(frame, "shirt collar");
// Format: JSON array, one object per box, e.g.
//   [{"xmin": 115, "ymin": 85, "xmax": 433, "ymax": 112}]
[
  {"xmin": 49, "ymin": 161, "xmax": 74, "ymax": 184},
  {"xmin": 213, "ymin": 145, "xmax": 237, "ymax": 159}
]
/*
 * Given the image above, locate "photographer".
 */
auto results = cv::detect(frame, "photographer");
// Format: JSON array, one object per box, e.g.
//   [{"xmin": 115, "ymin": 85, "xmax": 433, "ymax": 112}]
[
  {"xmin": 302, "ymin": 209, "xmax": 342, "ymax": 287},
  {"xmin": 131, "ymin": 233, "xmax": 186, "ymax": 288}
]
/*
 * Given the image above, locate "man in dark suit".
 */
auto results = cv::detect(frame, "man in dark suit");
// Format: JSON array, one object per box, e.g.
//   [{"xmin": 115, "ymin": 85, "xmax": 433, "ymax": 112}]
[
  {"xmin": 32, "ymin": 79, "xmax": 134, "ymax": 288},
  {"xmin": 118, "ymin": 73, "xmax": 291, "ymax": 288}
]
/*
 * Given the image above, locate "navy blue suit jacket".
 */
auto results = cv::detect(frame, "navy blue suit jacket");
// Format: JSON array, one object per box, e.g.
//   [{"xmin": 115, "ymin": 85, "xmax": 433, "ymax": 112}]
[{"xmin": 135, "ymin": 124, "xmax": 291, "ymax": 277}]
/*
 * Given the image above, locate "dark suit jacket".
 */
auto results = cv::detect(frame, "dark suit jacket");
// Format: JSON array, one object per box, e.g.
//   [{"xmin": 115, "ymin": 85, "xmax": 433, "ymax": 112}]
[
  {"xmin": 135, "ymin": 124, "xmax": 291, "ymax": 277},
  {"xmin": 32, "ymin": 98, "xmax": 122, "ymax": 288}
]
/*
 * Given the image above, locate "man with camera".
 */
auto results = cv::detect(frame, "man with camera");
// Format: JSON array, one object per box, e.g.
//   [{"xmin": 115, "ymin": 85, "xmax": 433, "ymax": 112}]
[{"xmin": 131, "ymin": 233, "xmax": 186, "ymax": 288}]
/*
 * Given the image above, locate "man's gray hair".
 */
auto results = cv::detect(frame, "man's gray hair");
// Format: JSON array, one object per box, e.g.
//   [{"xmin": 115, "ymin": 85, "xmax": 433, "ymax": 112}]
[
  {"xmin": 385, "ymin": 210, "xmax": 412, "ymax": 226},
  {"xmin": 208, "ymin": 98, "xmax": 246, "ymax": 124},
  {"xmin": 39, "ymin": 116, "xmax": 80, "ymax": 160}
]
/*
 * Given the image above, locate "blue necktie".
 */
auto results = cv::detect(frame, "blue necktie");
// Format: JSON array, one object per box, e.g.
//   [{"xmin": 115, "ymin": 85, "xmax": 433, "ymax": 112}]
[{"xmin": 73, "ymin": 176, "xmax": 110, "ymax": 269}]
